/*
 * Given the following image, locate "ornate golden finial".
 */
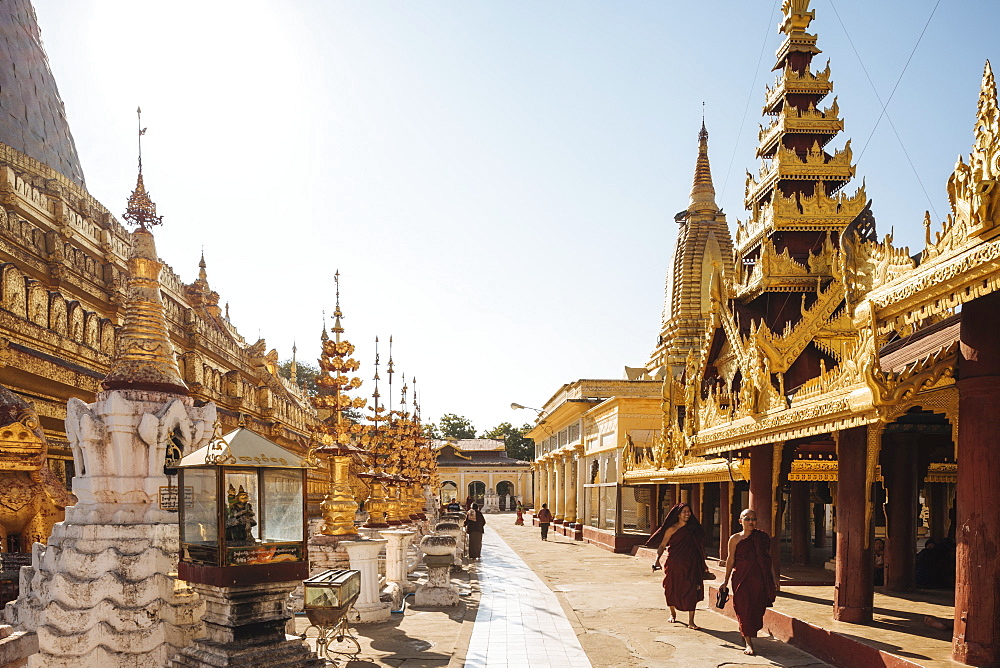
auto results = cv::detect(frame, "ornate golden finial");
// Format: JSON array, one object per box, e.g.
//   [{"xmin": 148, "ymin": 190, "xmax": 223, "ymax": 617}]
[
  {"xmin": 780, "ymin": 0, "xmax": 815, "ymax": 36},
  {"xmin": 331, "ymin": 270, "xmax": 344, "ymax": 340},
  {"xmin": 103, "ymin": 135, "xmax": 187, "ymax": 395},
  {"xmin": 320, "ymin": 310, "xmax": 328, "ymax": 342},
  {"xmin": 689, "ymin": 120, "xmax": 719, "ymax": 214},
  {"xmin": 291, "ymin": 341, "xmax": 298, "ymax": 384},
  {"xmin": 975, "ymin": 60, "xmax": 998, "ymax": 155},
  {"xmin": 198, "ymin": 249, "xmax": 208, "ymax": 282},
  {"xmin": 122, "ymin": 108, "xmax": 163, "ymax": 230}
]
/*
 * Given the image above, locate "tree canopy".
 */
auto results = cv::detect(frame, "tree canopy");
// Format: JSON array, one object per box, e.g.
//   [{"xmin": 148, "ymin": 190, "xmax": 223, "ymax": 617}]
[
  {"xmin": 481, "ymin": 421, "xmax": 534, "ymax": 462},
  {"xmin": 277, "ymin": 358, "xmax": 319, "ymax": 395},
  {"xmin": 436, "ymin": 413, "xmax": 477, "ymax": 439}
]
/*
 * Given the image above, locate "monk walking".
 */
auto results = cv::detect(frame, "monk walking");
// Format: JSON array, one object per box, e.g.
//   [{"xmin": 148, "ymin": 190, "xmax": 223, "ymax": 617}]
[
  {"xmin": 721, "ymin": 508, "xmax": 777, "ymax": 656},
  {"xmin": 648, "ymin": 503, "xmax": 708, "ymax": 629}
]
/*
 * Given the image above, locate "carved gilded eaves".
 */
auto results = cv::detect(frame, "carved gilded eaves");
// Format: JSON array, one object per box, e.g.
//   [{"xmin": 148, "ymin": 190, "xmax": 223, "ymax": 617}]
[
  {"xmin": 868, "ymin": 341, "xmax": 958, "ymax": 412},
  {"xmin": 756, "ymin": 98, "xmax": 843, "ymax": 162},
  {"xmin": 764, "ymin": 61, "xmax": 832, "ymax": 112},
  {"xmin": 750, "ymin": 142, "xmax": 855, "ymax": 205},
  {"xmin": 736, "ymin": 182, "xmax": 866, "ymax": 258},
  {"xmin": 751, "ymin": 279, "xmax": 844, "ymax": 373}
]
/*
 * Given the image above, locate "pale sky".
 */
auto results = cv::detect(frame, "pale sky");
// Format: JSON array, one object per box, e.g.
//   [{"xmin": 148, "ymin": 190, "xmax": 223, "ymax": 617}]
[{"xmin": 31, "ymin": 0, "xmax": 997, "ymax": 432}]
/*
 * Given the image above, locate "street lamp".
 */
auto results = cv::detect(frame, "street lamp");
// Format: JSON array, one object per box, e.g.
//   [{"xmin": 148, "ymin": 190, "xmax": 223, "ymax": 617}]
[{"xmin": 510, "ymin": 402, "xmax": 545, "ymax": 416}]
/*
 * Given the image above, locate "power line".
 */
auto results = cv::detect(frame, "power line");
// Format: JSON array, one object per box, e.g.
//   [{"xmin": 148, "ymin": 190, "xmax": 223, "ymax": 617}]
[
  {"xmin": 829, "ymin": 0, "xmax": 942, "ymax": 221},
  {"xmin": 720, "ymin": 0, "xmax": 782, "ymax": 205}
]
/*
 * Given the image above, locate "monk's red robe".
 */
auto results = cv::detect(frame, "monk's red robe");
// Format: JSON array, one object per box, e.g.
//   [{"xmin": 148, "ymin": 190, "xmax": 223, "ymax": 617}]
[
  {"xmin": 661, "ymin": 524, "xmax": 707, "ymax": 611},
  {"xmin": 732, "ymin": 529, "xmax": 777, "ymax": 636}
]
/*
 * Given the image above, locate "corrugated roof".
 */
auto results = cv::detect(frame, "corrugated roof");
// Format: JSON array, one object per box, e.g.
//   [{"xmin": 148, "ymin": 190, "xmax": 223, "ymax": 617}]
[
  {"xmin": 432, "ymin": 438, "xmax": 505, "ymax": 452},
  {"xmin": 879, "ymin": 314, "xmax": 961, "ymax": 373}
]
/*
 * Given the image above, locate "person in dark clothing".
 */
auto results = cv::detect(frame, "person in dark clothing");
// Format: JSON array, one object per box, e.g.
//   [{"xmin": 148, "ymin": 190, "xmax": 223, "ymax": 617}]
[
  {"xmin": 537, "ymin": 503, "xmax": 553, "ymax": 540},
  {"xmin": 722, "ymin": 509, "xmax": 777, "ymax": 656},
  {"xmin": 464, "ymin": 503, "xmax": 486, "ymax": 559},
  {"xmin": 915, "ymin": 538, "xmax": 940, "ymax": 588},
  {"xmin": 647, "ymin": 503, "xmax": 708, "ymax": 629},
  {"xmin": 873, "ymin": 538, "xmax": 885, "ymax": 586}
]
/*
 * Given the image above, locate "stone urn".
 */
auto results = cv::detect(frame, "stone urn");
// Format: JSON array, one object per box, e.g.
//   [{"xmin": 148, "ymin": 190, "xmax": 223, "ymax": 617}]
[
  {"xmin": 441, "ymin": 512, "xmax": 466, "ymax": 522},
  {"xmin": 420, "ymin": 534, "xmax": 457, "ymax": 568},
  {"xmin": 415, "ymin": 535, "xmax": 459, "ymax": 607}
]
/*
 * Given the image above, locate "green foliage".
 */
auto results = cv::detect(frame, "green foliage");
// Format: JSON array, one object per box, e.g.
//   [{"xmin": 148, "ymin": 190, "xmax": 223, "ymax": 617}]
[
  {"xmin": 481, "ymin": 421, "xmax": 534, "ymax": 462},
  {"xmin": 277, "ymin": 358, "xmax": 319, "ymax": 396},
  {"xmin": 437, "ymin": 413, "xmax": 477, "ymax": 439},
  {"xmin": 423, "ymin": 422, "xmax": 441, "ymax": 439}
]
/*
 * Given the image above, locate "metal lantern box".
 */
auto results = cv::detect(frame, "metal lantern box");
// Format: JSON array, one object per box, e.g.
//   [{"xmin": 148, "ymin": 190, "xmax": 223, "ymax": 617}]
[
  {"xmin": 303, "ymin": 568, "xmax": 362, "ymax": 626},
  {"xmin": 177, "ymin": 427, "xmax": 310, "ymax": 587}
]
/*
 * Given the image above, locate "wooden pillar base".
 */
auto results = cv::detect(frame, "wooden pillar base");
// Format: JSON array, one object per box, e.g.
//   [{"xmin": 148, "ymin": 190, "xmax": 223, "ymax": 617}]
[{"xmin": 834, "ymin": 426, "xmax": 873, "ymax": 624}]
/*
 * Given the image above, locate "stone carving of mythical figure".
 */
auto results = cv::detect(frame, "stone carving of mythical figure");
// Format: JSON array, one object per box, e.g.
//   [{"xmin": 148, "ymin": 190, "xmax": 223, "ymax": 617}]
[
  {"xmin": 0, "ymin": 384, "xmax": 75, "ymax": 551},
  {"xmin": 225, "ymin": 484, "xmax": 257, "ymax": 544}
]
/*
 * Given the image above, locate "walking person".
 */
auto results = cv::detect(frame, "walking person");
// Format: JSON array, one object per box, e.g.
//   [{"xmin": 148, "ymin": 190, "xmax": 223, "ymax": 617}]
[
  {"xmin": 515, "ymin": 499, "xmax": 525, "ymax": 526},
  {"xmin": 648, "ymin": 503, "xmax": 708, "ymax": 629},
  {"xmin": 537, "ymin": 503, "xmax": 553, "ymax": 540},
  {"xmin": 464, "ymin": 503, "xmax": 486, "ymax": 560},
  {"xmin": 721, "ymin": 509, "xmax": 777, "ymax": 656}
]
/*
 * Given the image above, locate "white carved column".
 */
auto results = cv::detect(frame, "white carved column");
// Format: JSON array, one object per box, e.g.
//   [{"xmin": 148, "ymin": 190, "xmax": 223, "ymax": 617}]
[
  {"xmin": 344, "ymin": 539, "xmax": 390, "ymax": 623},
  {"xmin": 382, "ymin": 530, "xmax": 416, "ymax": 592},
  {"xmin": 553, "ymin": 455, "xmax": 564, "ymax": 521}
]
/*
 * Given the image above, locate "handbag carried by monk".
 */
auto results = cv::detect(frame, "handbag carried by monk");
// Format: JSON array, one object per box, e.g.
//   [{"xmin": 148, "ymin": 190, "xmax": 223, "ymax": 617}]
[{"xmin": 715, "ymin": 585, "xmax": 729, "ymax": 609}]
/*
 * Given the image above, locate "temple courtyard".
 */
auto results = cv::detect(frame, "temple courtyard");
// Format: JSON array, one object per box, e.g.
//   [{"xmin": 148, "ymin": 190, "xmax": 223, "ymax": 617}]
[{"xmin": 305, "ymin": 515, "xmax": 835, "ymax": 668}]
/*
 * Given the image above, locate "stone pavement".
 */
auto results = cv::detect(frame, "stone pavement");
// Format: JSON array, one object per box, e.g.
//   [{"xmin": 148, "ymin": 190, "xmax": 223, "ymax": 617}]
[
  {"xmin": 292, "ymin": 517, "xmax": 833, "ymax": 667},
  {"xmin": 486, "ymin": 517, "xmax": 832, "ymax": 668},
  {"xmin": 463, "ymin": 527, "xmax": 591, "ymax": 668}
]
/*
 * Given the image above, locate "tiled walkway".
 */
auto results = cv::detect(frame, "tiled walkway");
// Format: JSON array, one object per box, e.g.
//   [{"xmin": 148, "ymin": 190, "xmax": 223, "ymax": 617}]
[{"xmin": 465, "ymin": 527, "xmax": 592, "ymax": 668}]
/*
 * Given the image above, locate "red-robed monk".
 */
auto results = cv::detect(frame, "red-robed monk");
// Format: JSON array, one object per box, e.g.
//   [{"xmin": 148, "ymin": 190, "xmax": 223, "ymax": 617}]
[
  {"xmin": 647, "ymin": 503, "xmax": 708, "ymax": 629},
  {"xmin": 721, "ymin": 508, "xmax": 777, "ymax": 656}
]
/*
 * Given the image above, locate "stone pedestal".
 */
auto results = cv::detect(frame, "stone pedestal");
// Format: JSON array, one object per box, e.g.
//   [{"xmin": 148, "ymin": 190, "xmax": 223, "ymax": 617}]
[
  {"xmin": 482, "ymin": 490, "xmax": 500, "ymax": 514},
  {"xmin": 308, "ymin": 534, "xmax": 352, "ymax": 571},
  {"xmin": 344, "ymin": 539, "xmax": 390, "ymax": 623},
  {"xmin": 7, "ymin": 390, "xmax": 216, "ymax": 668},
  {"xmin": 168, "ymin": 581, "xmax": 322, "ymax": 668},
  {"xmin": 415, "ymin": 536, "xmax": 458, "ymax": 607},
  {"xmin": 383, "ymin": 530, "xmax": 416, "ymax": 593}
]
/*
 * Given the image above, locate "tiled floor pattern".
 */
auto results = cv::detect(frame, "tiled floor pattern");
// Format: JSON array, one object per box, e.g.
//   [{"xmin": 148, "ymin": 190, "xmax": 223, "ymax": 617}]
[{"xmin": 465, "ymin": 527, "xmax": 592, "ymax": 668}]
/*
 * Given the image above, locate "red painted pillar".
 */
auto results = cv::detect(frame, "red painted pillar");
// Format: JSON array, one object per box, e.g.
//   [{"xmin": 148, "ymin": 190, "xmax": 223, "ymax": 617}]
[
  {"xmin": 813, "ymin": 500, "xmax": 827, "ymax": 549},
  {"xmin": 834, "ymin": 425, "xmax": 873, "ymax": 623},
  {"xmin": 689, "ymin": 483, "xmax": 701, "ymax": 521},
  {"xmin": 790, "ymin": 481, "xmax": 811, "ymax": 565},
  {"xmin": 749, "ymin": 444, "xmax": 779, "ymax": 580},
  {"xmin": 953, "ymin": 291, "xmax": 1000, "ymax": 665},
  {"xmin": 719, "ymin": 481, "xmax": 732, "ymax": 561},
  {"xmin": 882, "ymin": 434, "xmax": 917, "ymax": 592}
]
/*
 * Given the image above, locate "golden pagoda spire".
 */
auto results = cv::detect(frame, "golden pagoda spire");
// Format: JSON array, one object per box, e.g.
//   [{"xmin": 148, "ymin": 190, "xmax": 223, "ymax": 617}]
[
  {"xmin": 290, "ymin": 340, "xmax": 298, "ymax": 384},
  {"xmin": 689, "ymin": 117, "xmax": 719, "ymax": 214},
  {"xmin": 121, "ymin": 108, "xmax": 163, "ymax": 231},
  {"xmin": 103, "ymin": 113, "xmax": 186, "ymax": 395},
  {"xmin": 308, "ymin": 271, "xmax": 367, "ymax": 536}
]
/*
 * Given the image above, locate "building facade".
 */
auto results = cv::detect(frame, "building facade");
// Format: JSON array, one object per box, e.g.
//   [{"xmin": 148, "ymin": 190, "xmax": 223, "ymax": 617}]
[
  {"xmin": 527, "ymin": 379, "xmax": 660, "ymax": 550},
  {"xmin": 0, "ymin": 0, "xmax": 321, "ymax": 545},
  {"xmin": 621, "ymin": 1, "xmax": 1000, "ymax": 664},
  {"xmin": 434, "ymin": 438, "xmax": 531, "ymax": 510}
]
